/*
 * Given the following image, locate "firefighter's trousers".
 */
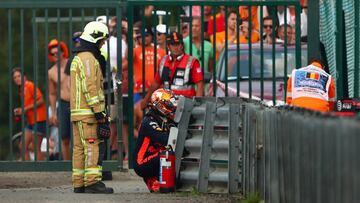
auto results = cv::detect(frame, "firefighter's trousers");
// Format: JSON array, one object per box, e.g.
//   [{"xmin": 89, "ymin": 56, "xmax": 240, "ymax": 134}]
[{"xmin": 72, "ymin": 121, "xmax": 103, "ymax": 188}]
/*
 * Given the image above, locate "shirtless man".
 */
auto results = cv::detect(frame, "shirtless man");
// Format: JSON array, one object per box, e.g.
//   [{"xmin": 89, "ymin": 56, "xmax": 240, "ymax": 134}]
[{"xmin": 47, "ymin": 39, "xmax": 71, "ymax": 160}]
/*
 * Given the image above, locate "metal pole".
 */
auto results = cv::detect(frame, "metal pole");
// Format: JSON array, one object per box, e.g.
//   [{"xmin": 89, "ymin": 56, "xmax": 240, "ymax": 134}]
[
  {"xmin": 8, "ymin": 9, "xmax": 14, "ymax": 160},
  {"xmin": 308, "ymin": 0, "xmax": 320, "ymax": 60},
  {"xmin": 127, "ymin": 2, "xmax": 135, "ymax": 169},
  {"xmin": 336, "ymin": 0, "xmax": 344, "ymax": 98}
]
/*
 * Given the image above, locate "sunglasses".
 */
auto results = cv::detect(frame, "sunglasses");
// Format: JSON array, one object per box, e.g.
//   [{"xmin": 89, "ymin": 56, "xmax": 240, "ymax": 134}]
[{"xmin": 264, "ymin": 25, "xmax": 272, "ymax": 29}]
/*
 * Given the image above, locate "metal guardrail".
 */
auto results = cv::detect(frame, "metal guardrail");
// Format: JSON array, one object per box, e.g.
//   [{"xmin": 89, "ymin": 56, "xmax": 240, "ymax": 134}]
[
  {"xmin": 175, "ymin": 97, "xmax": 242, "ymax": 193},
  {"xmin": 176, "ymin": 97, "xmax": 360, "ymax": 200},
  {"xmin": 243, "ymin": 102, "xmax": 360, "ymax": 202}
]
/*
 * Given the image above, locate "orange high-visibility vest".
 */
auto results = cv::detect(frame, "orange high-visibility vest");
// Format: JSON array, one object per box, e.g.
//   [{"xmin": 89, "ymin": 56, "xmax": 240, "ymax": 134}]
[{"xmin": 286, "ymin": 63, "xmax": 336, "ymax": 112}]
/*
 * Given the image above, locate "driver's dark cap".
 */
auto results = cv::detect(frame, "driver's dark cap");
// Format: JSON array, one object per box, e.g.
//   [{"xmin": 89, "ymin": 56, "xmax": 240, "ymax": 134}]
[{"xmin": 167, "ymin": 31, "xmax": 183, "ymax": 44}]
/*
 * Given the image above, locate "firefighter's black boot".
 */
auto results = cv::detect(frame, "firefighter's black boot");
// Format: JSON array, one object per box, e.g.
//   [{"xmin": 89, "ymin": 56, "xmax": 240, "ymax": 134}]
[
  {"xmin": 84, "ymin": 181, "xmax": 114, "ymax": 194},
  {"xmin": 102, "ymin": 171, "xmax": 113, "ymax": 181},
  {"xmin": 73, "ymin": 186, "xmax": 85, "ymax": 193}
]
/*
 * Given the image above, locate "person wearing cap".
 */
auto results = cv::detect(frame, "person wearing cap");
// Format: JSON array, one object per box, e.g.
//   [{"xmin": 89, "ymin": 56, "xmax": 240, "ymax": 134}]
[
  {"xmin": 133, "ymin": 26, "xmax": 166, "ymax": 95},
  {"xmin": 47, "ymin": 39, "xmax": 71, "ymax": 161},
  {"xmin": 72, "ymin": 32, "xmax": 82, "ymax": 48},
  {"xmin": 139, "ymin": 31, "xmax": 204, "ymax": 109},
  {"xmin": 156, "ymin": 24, "xmax": 167, "ymax": 50},
  {"xmin": 286, "ymin": 59, "xmax": 336, "ymax": 112}
]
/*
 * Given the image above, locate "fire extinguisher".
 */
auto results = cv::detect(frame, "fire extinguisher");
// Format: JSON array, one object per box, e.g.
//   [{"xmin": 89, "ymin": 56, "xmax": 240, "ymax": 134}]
[{"xmin": 159, "ymin": 145, "xmax": 175, "ymax": 193}]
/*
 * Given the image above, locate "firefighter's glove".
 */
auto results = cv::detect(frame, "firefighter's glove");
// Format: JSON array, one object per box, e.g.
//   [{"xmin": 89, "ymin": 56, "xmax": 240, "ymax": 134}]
[
  {"xmin": 94, "ymin": 111, "xmax": 107, "ymax": 122},
  {"xmin": 97, "ymin": 122, "xmax": 110, "ymax": 139}
]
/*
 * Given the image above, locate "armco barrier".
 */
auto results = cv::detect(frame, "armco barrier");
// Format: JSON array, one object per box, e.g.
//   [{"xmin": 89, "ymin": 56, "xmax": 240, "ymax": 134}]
[{"xmin": 175, "ymin": 97, "xmax": 242, "ymax": 193}]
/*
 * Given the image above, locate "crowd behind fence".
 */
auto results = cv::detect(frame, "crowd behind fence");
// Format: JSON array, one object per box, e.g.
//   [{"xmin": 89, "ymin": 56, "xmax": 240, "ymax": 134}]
[{"xmin": 1, "ymin": 1, "xmax": 305, "ymax": 167}]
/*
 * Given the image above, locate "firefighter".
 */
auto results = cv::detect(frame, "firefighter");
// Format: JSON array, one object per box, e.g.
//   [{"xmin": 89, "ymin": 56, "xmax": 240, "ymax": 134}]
[
  {"xmin": 134, "ymin": 88, "xmax": 178, "ymax": 193},
  {"xmin": 139, "ymin": 31, "xmax": 204, "ymax": 109},
  {"xmin": 69, "ymin": 21, "xmax": 113, "ymax": 194},
  {"xmin": 286, "ymin": 59, "xmax": 336, "ymax": 112}
]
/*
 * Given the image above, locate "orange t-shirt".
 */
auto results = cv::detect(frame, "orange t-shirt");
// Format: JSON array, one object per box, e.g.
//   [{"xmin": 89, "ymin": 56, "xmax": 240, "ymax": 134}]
[
  {"xmin": 210, "ymin": 31, "xmax": 260, "ymax": 59},
  {"xmin": 23, "ymin": 80, "xmax": 47, "ymax": 124},
  {"xmin": 239, "ymin": 6, "xmax": 259, "ymax": 31},
  {"xmin": 133, "ymin": 46, "xmax": 166, "ymax": 92},
  {"xmin": 238, "ymin": 33, "xmax": 260, "ymax": 44},
  {"xmin": 207, "ymin": 13, "xmax": 226, "ymax": 35}
]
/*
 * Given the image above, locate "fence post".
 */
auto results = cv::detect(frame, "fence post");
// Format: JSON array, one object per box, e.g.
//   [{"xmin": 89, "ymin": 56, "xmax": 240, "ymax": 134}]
[{"xmin": 308, "ymin": 0, "xmax": 321, "ymax": 60}]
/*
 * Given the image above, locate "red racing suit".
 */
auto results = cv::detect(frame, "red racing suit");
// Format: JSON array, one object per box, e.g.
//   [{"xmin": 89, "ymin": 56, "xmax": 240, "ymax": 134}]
[
  {"xmin": 155, "ymin": 54, "xmax": 203, "ymax": 98},
  {"xmin": 134, "ymin": 110, "xmax": 176, "ymax": 186}
]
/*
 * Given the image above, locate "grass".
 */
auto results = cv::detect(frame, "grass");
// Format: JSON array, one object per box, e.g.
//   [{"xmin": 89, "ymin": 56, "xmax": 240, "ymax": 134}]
[
  {"xmin": 176, "ymin": 187, "xmax": 201, "ymax": 197},
  {"xmin": 241, "ymin": 192, "xmax": 262, "ymax": 203}
]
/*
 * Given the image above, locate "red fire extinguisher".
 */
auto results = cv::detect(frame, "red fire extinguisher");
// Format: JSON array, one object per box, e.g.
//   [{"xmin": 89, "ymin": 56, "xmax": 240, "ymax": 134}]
[{"xmin": 159, "ymin": 146, "xmax": 176, "ymax": 193}]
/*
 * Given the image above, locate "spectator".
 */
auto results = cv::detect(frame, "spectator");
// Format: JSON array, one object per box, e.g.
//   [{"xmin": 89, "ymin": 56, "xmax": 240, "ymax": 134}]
[
  {"xmin": 210, "ymin": 10, "xmax": 238, "ymax": 58},
  {"xmin": 182, "ymin": 5, "xmax": 212, "ymax": 39},
  {"xmin": 288, "ymin": 6, "xmax": 297, "ymax": 26},
  {"xmin": 133, "ymin": 22, "xmax": 142, "ymax": 48},
  {"xmin": 262, "ymin": 16, "xmax": 277, "ymax": 44},
  {"xmin": 300, "ymin": 0, "xmax": 308, "ymax": 42},
  {"xmin": 133, "ymin": 26, "xmax": 166, "ymax": 96},
  {"xmin": 276, "ymin": 6, "xmax": 293, "ymax": 27},
  {"xmin": 203, "ymin": 6, "xmax": 213, "ymax": 41},
  {"xmin": 139, "ymin": 31, "xmax": 204, "ymax": 109},
  {"xmin": 286, "ymin": 59, "xmax": 336, "ymax": 112},
  {"xmin": 133, "ymin": 27, "xmax": 166, "ymax": 139},
  {"xmin": 182, "ymin": 5, "xmax": 201, "ymax": 17},
  {"xmin": 211, "ymin": 10, "xmax": 259, "ymax": 58},
  {"xmin": 239, "ymin": 20, "xmax": 260, "ymax": 44},
  {"xmin": 41, "ymin": 106, "xmax": 60, "ymax": 160},
  {"xmin": 277, "ymin": 24, "xmax": 294, "ymax": 45},
  {"xmin": 156, "ymin": 24, "xmax": 167, "ymax": 50},
  {"xmin": 183, "ymin": 17, "xmax": 214, "ymax": 75},
  {"xmin": 121, "ymin": 17, "xmax": 128, "ymax": 42},
  {"xmin": 207, "ymin": 6, "xmax": 226, "ymax": 35},
  {"xmin": 47, "ymin": 39, "xmax": 71, "ymax": 160},
  {"xmin": 100, "ymin": 15, "xmax": 129, "ymax": 162},
  {"xmin": 239, "ymin": 6, "xmax": 259, "ymax": 32},
  {"xmin": 72, "ymin": 32, "xmax": 82, "ymax": 48},
  {"xmin": 181, "ymin": 22, "xmax": 189, "ymax": 39},
  {"xmin": 12, "ymin": 68, "xmax": 47, "ymax": 161}
]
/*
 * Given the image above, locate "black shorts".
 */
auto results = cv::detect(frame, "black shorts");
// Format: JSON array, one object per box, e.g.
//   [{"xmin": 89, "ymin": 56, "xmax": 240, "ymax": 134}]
[
  {"xmin": 58, "ymin": 100, "xmax": 71, "ymax": 139},
  {"xmin": 26, "ymin": 121, "xmax": 47, "ymax": 136}
]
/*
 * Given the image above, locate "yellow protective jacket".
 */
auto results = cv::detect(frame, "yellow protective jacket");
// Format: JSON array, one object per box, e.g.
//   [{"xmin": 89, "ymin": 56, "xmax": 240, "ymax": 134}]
[{"xmin": 70, "ymin": 52, "xmax": 105, "ymax": 123}]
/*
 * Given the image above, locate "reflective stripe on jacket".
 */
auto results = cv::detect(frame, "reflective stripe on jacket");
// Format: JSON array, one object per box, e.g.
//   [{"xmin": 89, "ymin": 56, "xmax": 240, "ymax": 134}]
[
  {"xmin": 70, "ymin": 52, "xmax": 105, "ymax": 122},
  {"xmin": 159, "ymin": 55, "xmax": 196, "ymax": 97}
]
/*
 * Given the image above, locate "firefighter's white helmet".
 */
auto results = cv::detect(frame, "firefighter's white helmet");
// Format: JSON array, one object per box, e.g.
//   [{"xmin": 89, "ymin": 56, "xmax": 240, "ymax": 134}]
[{"xmin": 80, "ymin": 21, "xmax": 109, "ymax": 44}]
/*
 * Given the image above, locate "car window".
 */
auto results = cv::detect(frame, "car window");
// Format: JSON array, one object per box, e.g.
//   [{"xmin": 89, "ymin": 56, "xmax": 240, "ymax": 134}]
[{"xmin": 219, "ymin": 47, "xmax": 307, "ymax": 81}]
